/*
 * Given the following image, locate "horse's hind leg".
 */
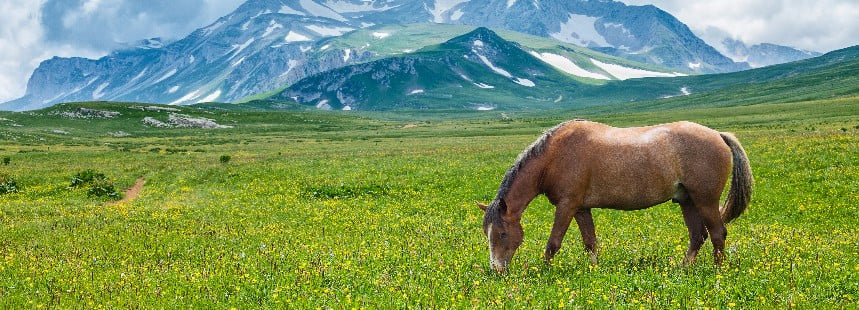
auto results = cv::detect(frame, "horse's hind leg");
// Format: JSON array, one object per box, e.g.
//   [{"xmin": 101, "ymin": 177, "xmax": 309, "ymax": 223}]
[
  {"xmin": 698, "ymin": 204, "xmax": 727, "ymax": 265},
  {"xmin": 680, "ymin": 202, "xmax": 708, "ymax": 266},
  {"xmin": 574, "ymin": 209, "xmax": 598, "ymax": 265}
]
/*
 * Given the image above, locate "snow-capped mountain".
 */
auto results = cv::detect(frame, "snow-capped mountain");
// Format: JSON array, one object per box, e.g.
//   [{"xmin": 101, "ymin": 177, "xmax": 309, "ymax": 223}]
[
  {"xmin": 273, "ymin": 27, "xmax": 692, "ymax": 110},
  {"xmin": 718, "ymin": 38, "xmax": 822, "ymax": 68},
  {"xmin": 2, "ymin": 0, "xmax": 790, "ymax": 110}
]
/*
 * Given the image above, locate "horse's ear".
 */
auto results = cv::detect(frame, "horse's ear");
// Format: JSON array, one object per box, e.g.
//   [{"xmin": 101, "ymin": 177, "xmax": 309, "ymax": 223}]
[
  {"xmin": 498, "ymin": 198, "xmax": 508, "ymax": 212},
  {"xmin": 476, "ymin": 201, "xmax": 488, "ymax": 211}
]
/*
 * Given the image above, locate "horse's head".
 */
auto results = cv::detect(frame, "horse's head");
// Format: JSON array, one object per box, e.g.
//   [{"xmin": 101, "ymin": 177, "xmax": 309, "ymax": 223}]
[{"xmin": 478, "ymin": 199, "xmax": 523, "ymax": 273}]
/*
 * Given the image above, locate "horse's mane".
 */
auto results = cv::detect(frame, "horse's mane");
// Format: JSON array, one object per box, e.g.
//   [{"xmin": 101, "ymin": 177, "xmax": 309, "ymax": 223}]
[{"xmin": 489, "ymin": 120, "xmax": 581, "ymax": 212}]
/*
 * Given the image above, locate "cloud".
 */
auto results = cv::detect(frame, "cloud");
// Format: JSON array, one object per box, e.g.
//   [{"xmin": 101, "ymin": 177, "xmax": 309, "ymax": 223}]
[
  {"xmin": 0, "ymin": 0, "xmax": 244, "ymax": 103},
  {"xmin": 619, "ymin": 0, "xmax": 859, "ymax": 52}
]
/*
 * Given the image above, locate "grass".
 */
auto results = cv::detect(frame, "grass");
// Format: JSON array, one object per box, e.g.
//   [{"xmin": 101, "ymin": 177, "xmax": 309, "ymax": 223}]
[{"xmin": 0, "ymin": 98, "xmax": 857, "ymax": 307}]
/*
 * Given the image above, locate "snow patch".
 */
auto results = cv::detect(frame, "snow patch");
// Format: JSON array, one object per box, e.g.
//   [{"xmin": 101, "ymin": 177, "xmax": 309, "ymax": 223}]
[
  {"xmin": 590, "ymin": 59, "xmax": 684, "ymax": 80},
  {"xmin": 506, "ymin": 0, "xmax": 516, "ymax": 8},
  {"xmin": 229, "ymin": 38, "xmax": 256, "ymax": 59},
  {"xmin": 92, "ymin": 82, "xmax": 109, "ymax": 99},
  {"xmin": 409, "ymin": 89, "xmax": 424, "ymax": 95},
  {"xmin": 450, "ymin": 9, "xmax": 464, "ymax": 21},
  {"xmin": 529, "ymin": 51, "xmax": 610, "ymax": 80},
  {"xmin": 343, "ymin": 49, "xmax": 352, "ymax": 62},
  {"xmin": 202, "ymin": 20, "xmax": 225, "ymax": 36},
  {"xmin": 197, "ymin": 89, "xmax": 222, "ymax": 103},
  {"xmin": 315, "ymin": 100, "xmax": 332, "ymax": 110},
  {"xmin": 476, "ymin": 106, "xmax": 495, "ymax": 111},
  {"xmin": 154, "ymin": 68, "xmax": 177, "ymax": 84},
  {"xmin": 299, "ymin": 0, "xmax": 347, "ymax": 21},
  {"xmin": 285, "ymin": 31, "xmax": 312, "ymax": 42},
  {"xmin": 280, "ymin": 59, "xmax": 300, "ymax": 77},
  {"xmin": 167, "ymin": 86, "xmax": 180, "ymax": 94},
  {"xmin": 513, "ymin": 78, "xmax": 535, "ymax": 87},
  {"xmin": 473, "ymin": 40, "xmax": 484, "ymax": 47},
  {"xmin": 306, "ymin": 25, "xmax": 354, "ymax": 37},
  {"xmin": 171, "ymin": 89, "xmax": 203, "ymax": 105},
  {"xmin": 688, "ymin": 62, "xmax": 702, "ymax": 70},
  {"xmin": 189, "ymin": 55, "xmax": 195, "ymax": 64},
  {"xmin": 681, "ymin": 87, "xmax": 691, "ymax": 95},
  {"xmin": 551, "ymin": 14, "xmax": 611, "ymax": 47},
  {"xmin": 428, "ymin": 0, "xmax": 470, "ymax": 23},
  {"xmin": 372, "ymin": 32, "xmax": 390, "ymax": 39},
  {"xmin": 342, "ymin": 105, "xmax": 352, "ymax": 111},
  {"xmin": 263, "ymin": 20, "xmax": 284, "ymax": 37},
  {"xmin": 278, "ymin": 5, "xmax": 305, "ymax": 15},
  {"xmin": 476, "ymin": 53, "xmax": 512, "ymax": 78},
  {"xmin": 129, "ymin": 68, "xmax": 148, "ymax": 84},
  {"xmin": 474, "ymin": 83, "xmax": 494, "ymax": 89},
  {"xmin": 300, "ymin": 45, "xmax": 312, "ymax": 52},
  {"xmin": 320, "ymin": 44, "xmax": 331, "ymax": 51},
  {"xmin": 232, "ymin": 57, "xmax": 246, "ymax": 67}
]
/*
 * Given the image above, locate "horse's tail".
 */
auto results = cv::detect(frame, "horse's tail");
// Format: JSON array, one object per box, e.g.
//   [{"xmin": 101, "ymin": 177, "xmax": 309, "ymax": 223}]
[{"xmin": 719, "ymin": 132, "xmax": 753, "ymax": 224}]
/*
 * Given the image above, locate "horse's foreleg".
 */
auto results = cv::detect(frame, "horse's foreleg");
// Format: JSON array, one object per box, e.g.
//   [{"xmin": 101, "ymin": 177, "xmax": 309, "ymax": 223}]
[
  {"xmin": 574, "ymin": 209, "xmax": 598, "ymax": 265},
  {"xmin": 680, "ymin": 202, "xmax": 707, "ymax": 266},
  {"xmin": 544, "ymin": 204, "xmax": 577, "ymax": 265}
]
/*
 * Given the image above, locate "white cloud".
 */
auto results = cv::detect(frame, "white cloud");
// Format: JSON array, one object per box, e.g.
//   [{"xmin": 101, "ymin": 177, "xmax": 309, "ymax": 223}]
[{"xmin": 619, "ymin": 0, "xmax": 859, "ymax": 52}]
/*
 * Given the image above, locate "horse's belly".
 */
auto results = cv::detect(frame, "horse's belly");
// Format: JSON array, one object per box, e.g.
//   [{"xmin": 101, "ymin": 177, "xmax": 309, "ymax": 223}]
[{"xmin": 580, "ymin": 154, "xmax": 679, "ymax": 210}]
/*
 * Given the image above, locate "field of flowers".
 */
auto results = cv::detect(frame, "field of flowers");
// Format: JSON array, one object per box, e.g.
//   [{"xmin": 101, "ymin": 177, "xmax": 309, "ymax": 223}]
[{"xmin": 0, "ymin": 98, "xmax": 857, "ymax": 307}]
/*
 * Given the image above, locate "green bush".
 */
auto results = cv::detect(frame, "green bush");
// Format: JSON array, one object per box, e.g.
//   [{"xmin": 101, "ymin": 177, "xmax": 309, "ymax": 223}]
[
  {"xmin": 87, "ymin": 177, "xmax": 120, "ymax": 199},
  {"xmin": 0, "ymin": 174, "xmax": 18, "ymax": 195},
  {"xmin": 2, "ymin": 156, "xmax": 9, "ymax": 165},
  {"xmin": 70, "ymin": 169, "xmax": 106, "ymax": 188},
  {"xmin": 220, "ymin": 155, "xmax": 231, "ymax": 164},
  {"xmin": 69, "ymin": 169, "xmax": 120, "ymax": 199}
]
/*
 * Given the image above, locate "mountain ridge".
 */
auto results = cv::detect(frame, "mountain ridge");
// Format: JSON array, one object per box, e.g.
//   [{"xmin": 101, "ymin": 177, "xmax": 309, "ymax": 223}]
[{"xmin": 1, "ymin": 0, "xmax": 830, "ymax": 111}]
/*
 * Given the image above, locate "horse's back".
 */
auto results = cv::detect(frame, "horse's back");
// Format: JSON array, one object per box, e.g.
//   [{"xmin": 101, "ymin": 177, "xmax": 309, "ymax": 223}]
[{"xmin": 543, "ymin": 121, "xmax": 731, "ymax": 209}]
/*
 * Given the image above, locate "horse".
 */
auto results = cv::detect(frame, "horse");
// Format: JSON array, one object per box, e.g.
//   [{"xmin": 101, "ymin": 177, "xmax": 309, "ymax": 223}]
[{"xmin": 477, "ymin": 120, "xmax": 752, "ymax": 272}]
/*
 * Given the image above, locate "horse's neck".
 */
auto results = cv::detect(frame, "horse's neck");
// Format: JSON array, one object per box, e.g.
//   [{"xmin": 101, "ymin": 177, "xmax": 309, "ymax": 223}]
[{"xmin": 502, "ymin": 158, "xmax": 544, "ymax": 216}]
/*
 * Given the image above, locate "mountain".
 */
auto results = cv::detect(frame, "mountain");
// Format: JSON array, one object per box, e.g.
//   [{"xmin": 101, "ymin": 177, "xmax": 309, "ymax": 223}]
[
  {"xmin": 573, "ymin": 44, "xmax": 859, "ymax": 109},
  {"xmin": 718, "ymin": 38, "xmax": 822, "ymax": 68},
  {"xmin": 3, "ymin": 2, "xmax": 370, "ymax": 111},
  {"xmin": 4, "ymin": 0, "xmax": 759, "ymax": 111},
  {"xmin": 273, "ymin": 27, "xmax": 582, "ymax": 110},
  {"xmin": 269, "ymin": 36, "xmax": 859, "ymax": 110},
  {"xmin": 270, "ymin": 27, "xmax": 691, "ymax": 110}
]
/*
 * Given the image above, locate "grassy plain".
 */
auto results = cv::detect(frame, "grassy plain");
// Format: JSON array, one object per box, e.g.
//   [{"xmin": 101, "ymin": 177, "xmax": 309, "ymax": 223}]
[{"xmin": 0, "ymin": 98, "xmax": 857, "ymax": 308}]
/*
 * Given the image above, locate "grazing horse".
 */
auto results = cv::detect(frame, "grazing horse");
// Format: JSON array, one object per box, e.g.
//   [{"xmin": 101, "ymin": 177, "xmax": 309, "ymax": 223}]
[{"xmin": 477, "ymin": 120, "xmax": 752, "ymax": 272}]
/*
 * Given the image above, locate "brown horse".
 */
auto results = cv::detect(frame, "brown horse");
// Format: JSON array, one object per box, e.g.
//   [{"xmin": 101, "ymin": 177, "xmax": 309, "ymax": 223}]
[{"xmin": 477, "ymin": 120, "xmax": 752, "ymax": 272}]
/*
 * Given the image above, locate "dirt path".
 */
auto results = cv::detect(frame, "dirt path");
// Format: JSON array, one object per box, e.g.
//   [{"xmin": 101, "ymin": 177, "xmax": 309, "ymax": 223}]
[{"xmin": 108, "ymin": 177, "xmax": 144, "ymax": 206}]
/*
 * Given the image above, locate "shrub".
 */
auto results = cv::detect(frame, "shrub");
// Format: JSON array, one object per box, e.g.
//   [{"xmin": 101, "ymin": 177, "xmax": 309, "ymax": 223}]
[
  {"xmin": 220, "ymin": 155, "xmax": 231, "ymax": 164},
  {"xmin": 87, "ymin": 177, "xmax": 120, "ymax": 199},
  {"xmin": 70, "ymin": 169, "xmax": 106, "ymax": 188},
  {"xmin": 69, "ymin": 169, "xmax": 121, "ymax": 199},
  {"xmin": 2, "ymin": 156, "xmax": 9, "ymax": 165},
  {"xmin": 0, "ymin": 174, "xmax": 18, "ymax": 195}
]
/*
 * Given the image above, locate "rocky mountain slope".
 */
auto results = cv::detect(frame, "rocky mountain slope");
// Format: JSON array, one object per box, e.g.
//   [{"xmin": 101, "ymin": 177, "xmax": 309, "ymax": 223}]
[{"xmin": 1, "ymin": 0, "xmax": 823, "ymax": 111}]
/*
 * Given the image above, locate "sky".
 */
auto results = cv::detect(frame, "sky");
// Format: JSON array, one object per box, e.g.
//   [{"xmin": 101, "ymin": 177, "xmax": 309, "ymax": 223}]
[
  {"xmin": 619, "ymin": 0, "xmax": 859, "ymax": 52},
  {"xmin": 1, "ymin": 0, "xmax": 858, "ymax": 103}
]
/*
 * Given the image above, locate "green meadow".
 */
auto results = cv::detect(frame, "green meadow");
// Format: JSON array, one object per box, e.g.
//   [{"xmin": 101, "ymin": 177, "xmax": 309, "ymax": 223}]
[{"xmin": 0, "ymin": 98, "xmax": 857, "ymax": 308}]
